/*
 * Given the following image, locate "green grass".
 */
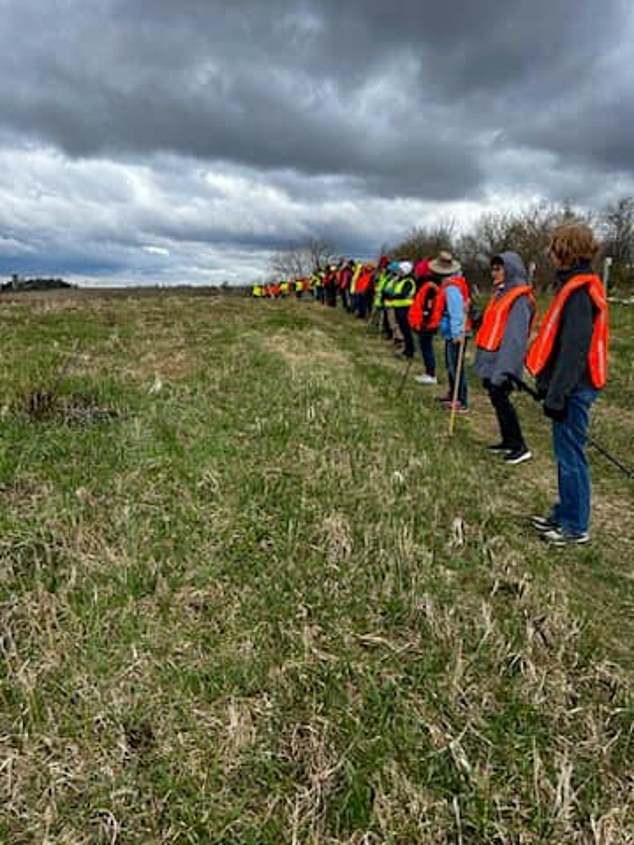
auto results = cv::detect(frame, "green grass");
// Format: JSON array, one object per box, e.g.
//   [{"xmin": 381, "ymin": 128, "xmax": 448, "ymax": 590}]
[{"xmin": 0, "ymin": 290, "xmax": 632, "ymax": 843}]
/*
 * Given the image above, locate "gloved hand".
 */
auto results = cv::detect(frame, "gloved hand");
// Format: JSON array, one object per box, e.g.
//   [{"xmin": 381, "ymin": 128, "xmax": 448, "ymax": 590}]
[
  {"xmin": 544, "ymin": 403, "xmax": 566, "ymax": 422},
  {"xmin": 491, "ymin": 377, "xmax": 513, "ymax": 392}
]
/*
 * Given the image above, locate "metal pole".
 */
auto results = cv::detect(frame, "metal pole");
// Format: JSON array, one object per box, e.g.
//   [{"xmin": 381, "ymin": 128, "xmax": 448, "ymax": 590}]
[
  {"xmin": 505, "ymin": 373, "xmax": 633, "ymax": 480},
  {"xmin": 603, "ymin": 256, "xmax": 613, "ymax": 290}
]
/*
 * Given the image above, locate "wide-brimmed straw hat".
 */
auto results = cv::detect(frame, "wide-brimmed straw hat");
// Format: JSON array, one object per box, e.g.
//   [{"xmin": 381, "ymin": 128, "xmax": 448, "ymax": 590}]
[{"xmin": 429, "ymin": 250, "xmax": 461, "ymax": 276}]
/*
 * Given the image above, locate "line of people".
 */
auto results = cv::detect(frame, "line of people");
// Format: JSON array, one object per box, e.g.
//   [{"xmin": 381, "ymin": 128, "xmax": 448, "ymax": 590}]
[
  {"xmin": 251, "ymin": 279, "xmax": 311, "ymax": 298},
  {"xmin": 254, "ymin": 223, "xmax": 609, "ymax": 546}
]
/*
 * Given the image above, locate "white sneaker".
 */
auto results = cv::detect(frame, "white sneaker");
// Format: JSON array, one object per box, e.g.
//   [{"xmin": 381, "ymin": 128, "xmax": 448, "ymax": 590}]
[{"xmin": 414, "ymin": 374, "xmax": 438, "ymax": 385}]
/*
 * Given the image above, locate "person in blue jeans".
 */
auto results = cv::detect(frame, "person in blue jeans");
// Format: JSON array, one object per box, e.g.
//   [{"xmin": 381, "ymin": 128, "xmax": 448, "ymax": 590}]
[
  {"xmin": 526, "ymin": 223, "xmax": 608, "ymax": 546},
  {"xmin": 548, "ymin": 387, "xmax": 598, "ymax": 537}
]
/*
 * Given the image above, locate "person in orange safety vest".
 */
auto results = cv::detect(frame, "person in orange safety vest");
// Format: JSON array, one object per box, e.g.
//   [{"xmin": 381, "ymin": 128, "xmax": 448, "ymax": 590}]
[
  {"xmin": 408, "ymin": 257, "xmax": 440, "ymax": 384},
  {"xmin": 526, "ymin": 223, "xmax": 609, "ymax": 546},
  {"xmin": 428, "ymin": 251, "xmax": 471, "ymax": 413},
  {"xmin": 474, "ymin": 252, "xmax": 536, "ymax": 465}
]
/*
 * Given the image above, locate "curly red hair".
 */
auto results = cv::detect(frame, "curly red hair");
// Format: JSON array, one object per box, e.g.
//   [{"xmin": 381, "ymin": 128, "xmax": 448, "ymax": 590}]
[{"xmin": 548, "ymin": 223, "xmax": 599, "ymax": 268}]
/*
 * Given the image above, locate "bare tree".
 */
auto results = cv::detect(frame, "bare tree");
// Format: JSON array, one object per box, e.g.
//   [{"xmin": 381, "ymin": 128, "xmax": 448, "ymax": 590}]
[
  {"xmin": 390, "ymin": 220, "xmax": 456, "ymax": 263},
  {"xmin": 270, "ymin": 237, "xmax": 337, "ymax": 279},
  {"xmin": 456, "ymin": 201, "xmax": 594, "ymax": 291},
  {"xmin": 601, "ymin": 196, "xmax": 634, "ymax": 289}
]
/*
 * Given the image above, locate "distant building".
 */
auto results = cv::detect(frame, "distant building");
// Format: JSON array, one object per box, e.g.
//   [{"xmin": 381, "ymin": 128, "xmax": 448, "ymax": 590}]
[{"xmin": 1, "ymin": 274, "xmax": 74, "ymax": 293}]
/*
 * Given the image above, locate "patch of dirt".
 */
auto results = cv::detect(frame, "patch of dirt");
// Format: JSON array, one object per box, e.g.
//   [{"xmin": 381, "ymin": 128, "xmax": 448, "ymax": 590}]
[{"xmin": 23, "ymin": 390, "xmax": 121, "ymax": 426}]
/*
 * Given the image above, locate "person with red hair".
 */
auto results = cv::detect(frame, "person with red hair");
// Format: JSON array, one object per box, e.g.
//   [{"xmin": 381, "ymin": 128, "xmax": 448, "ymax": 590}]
[{"xmin": 527, "ymin": 223, "xmax": 608, "ymax": 546}]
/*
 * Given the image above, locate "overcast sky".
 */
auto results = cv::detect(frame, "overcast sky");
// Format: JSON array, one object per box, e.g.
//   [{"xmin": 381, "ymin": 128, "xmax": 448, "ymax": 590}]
[{"xmin": 0, "ymin": 0, "xmax": 632, "ymax": 285}]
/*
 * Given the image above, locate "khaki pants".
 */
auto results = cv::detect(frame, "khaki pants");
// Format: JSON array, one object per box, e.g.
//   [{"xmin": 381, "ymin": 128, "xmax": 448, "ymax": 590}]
[{"xmin": 385, "ymin": 308, "xmax": 403, "ymax": 342}]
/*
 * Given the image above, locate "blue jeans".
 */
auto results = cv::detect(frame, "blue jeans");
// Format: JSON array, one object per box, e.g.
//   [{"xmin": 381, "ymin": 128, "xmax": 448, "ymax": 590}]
[
  {"xmin": 549, "ymin": 387, "xmax": 598, "ymax": 535},
  {"xmin": 444, "ymin": 339, "xmax": 468, "ymax": 406}
]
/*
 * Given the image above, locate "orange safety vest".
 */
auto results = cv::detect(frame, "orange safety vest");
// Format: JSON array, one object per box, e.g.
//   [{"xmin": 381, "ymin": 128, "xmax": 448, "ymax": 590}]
[
  {"xmin": 475, "ymin": 285, "xmax": 535, "ymax": 351},
  {"xmin": 356, "ymin": 268, "xmax": 374, "ymax": 294},
  {"xmin": 408, "ymin": 281, "xmax": 438, "ymax": 331},
  {"xmin": 427, "ymin": 276, "xmax": 471, "ymax": 332},
  {"xmin": 526, "ymin": 274, "xmax": 608, "ymax": 388}
]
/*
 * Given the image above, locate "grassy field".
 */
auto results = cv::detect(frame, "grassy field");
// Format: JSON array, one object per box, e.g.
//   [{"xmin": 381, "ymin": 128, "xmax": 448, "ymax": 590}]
[{"xmin": 0, "ymin": 289, "xmax": 632, "ymax": 843}]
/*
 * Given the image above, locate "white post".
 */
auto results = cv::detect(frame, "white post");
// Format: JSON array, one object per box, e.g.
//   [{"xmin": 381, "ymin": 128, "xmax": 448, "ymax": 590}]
[{"xmin": 602, "ymin": 256, "xmax": 613, "ymax": 290}]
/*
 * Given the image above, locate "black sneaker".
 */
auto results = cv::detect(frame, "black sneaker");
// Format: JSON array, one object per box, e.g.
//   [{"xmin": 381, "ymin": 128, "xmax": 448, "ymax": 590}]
[
  {"xmin": 530, "ymin": 515, "xmax": 560, "ymax": 533},
  {"xmin": 486, "ymin": 443, "xmax": 512, "ymax": 454},
  {"xmin": 542, "ymin": 528, "xmax": 590, "ymax": 546},
  {"xmin": 504, "ymin": 447, "xmax": 532, "ymax": 465}
]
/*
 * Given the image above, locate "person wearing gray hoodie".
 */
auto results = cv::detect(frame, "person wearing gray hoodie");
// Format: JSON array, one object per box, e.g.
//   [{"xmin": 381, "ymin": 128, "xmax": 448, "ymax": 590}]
[{"xmin": 474, "ymin": 252, "xmax": 535, "ymax": 464}]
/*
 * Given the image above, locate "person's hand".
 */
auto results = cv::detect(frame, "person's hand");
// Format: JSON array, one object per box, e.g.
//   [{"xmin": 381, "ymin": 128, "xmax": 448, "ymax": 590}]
[
  {"xmin": 492, "ymin": 377, "xmax": 512, "ymax": 391},
  {"xmin": 544, "ymin": 403, "xmax": 566, "ymax": 422}
]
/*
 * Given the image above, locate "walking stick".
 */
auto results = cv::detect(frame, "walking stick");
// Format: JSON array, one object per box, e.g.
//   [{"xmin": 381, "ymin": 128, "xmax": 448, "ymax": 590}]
[
  {"xmin": 505, "ymin": 373, "xmax": 634, "ymax": 480},
  {"xmin": 448, "ymin": 335, "xmax": 466, "ymax": 437},
  {"xmin": 395, "ymin": 357, "xmax": 413, "ymax": 398}
]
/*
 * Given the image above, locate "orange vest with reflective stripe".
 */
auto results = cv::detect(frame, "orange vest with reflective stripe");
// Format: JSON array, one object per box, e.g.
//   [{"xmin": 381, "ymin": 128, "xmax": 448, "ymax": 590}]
[
  {"xmin": 408, "ymin": 281, "xmax": 438, "ymax": 331},
  {"xmin": 475, "ymin": 285, "xmax": 535, "ymax": 351},
  {"xmin": 428, "ymin": 276, "xmax": 471, "ymax": 332},
  {"xmin": 526, "ymin": 274, "xmax": 608, "ymax": 388}
]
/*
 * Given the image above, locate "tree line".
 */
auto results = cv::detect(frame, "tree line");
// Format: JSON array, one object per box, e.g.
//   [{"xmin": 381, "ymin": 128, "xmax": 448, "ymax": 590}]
[{"xmin": 270, "ymin": 197, "xmax": 634, "ymax": 291}]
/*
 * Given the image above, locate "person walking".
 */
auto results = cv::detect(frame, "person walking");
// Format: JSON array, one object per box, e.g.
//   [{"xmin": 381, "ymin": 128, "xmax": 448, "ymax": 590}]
[
  {"xmin": 474, "ymin": 252, "xmax": 535, "ymax": 465},
  {"xmin": 526, "ymin": 223, "xmax": 609, "ymax": 546}
]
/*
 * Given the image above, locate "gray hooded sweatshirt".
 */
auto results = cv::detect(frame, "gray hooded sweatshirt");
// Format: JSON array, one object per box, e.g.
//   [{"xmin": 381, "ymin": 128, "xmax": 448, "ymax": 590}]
[{"xmin": 474, "ymin": 251, "xmax": 533, "ymax": 386}]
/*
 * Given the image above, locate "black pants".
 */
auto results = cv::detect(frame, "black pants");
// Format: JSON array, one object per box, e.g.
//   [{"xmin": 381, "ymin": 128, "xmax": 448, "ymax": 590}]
[
  {"xmin": 394, "ymin": 307, "xmax": 414, "ymax": 358},
  {"xmin": 487, "ymin": 382, "xmax": 526, "ymax": 450},
  {"xmin": 325, "ymin": 285, "xmax": 337, "ymax": 307},
  {"xmin": 356, "ymin": 292, "xmax": 370, "ymax": 319},
  {"xmin": 418, "ymin": 331, "xmax": 436, "ymax": 376}
]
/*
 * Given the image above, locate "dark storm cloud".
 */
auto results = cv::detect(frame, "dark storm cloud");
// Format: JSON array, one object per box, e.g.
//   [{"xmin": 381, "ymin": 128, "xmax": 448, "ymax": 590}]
[
  {"xmin": 0, "ymin": 0, "xmax": 630, "ymax": 197},
  {"xmin": 0, "ymin": 0, "xmax": 632, "ymax": 284}
]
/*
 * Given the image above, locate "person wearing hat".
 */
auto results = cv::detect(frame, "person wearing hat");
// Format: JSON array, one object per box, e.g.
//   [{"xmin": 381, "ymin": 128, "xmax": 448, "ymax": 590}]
[{"xmin": 429, "ymin": 251, "xmax": 471, "ymax": 412}]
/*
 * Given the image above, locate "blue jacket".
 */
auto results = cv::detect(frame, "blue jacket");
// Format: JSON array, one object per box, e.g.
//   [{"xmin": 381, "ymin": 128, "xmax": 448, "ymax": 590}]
[{"xmin": 440, "ymin": 282, "xmax": 465, "ymax": 340}]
